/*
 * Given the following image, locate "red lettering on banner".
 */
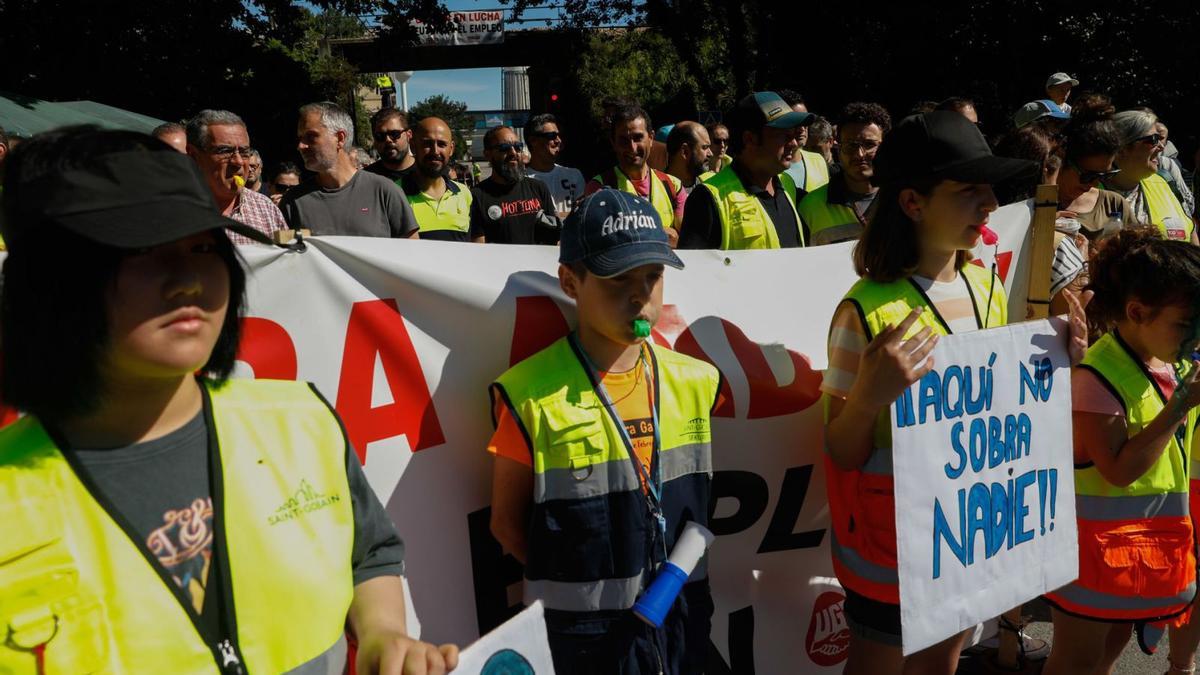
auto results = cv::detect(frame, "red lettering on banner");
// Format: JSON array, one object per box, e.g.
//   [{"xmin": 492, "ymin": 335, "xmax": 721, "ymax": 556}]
[
  {"xmin": 336, "ymin": 299, "xmax": 446, "ymax": 461},
  {"xmin": 509, "ymin": 296, "xmax": 571, "ymax": 366},
  {"xmin": 676, "ymin": 319, "xmax": 822, "ymax": 419},
  {"xmin": 970, "ymin": 251, "xmax": 1013, "ymax": 283},
  {"xmin": 236, "ymin": 318, "xmax": 298, "ymax": 380},
  {"xmin": 651, "ymin": 304, "xmax": 687, "ymax": 348}
]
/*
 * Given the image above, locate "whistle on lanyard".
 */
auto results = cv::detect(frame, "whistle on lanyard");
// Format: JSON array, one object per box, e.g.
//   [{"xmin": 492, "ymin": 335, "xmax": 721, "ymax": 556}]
[{"xmin": 632, "ymin": 319, "xmax": 651, "ymax": 339}]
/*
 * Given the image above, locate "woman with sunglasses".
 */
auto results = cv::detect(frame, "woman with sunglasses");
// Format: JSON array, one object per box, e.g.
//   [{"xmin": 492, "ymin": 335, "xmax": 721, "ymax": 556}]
[
  {"xmin": 1104, "ymin": 110, "xmax": 1195, "ymax": 243},
  {"xmin": 1057, "ymin": 117, "xmax": 1136, "ymax": 242}
]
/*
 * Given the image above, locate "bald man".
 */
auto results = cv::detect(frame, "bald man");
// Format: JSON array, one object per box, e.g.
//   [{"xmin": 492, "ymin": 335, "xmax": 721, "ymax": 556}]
[
  {"xmin": 401, "ymin": 117, "xmax": 483, "ymax": 242},
  {"xmin": 664, "ymin": 121, "xmax": 714, "ymax": 196},
  {"xmin": 151, "ymin": 122, "xmax": 188, "ymax": 153}
]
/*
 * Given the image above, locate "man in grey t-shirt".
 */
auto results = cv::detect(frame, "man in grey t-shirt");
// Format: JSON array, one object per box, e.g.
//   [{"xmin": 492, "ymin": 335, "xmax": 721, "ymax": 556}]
[{"xmin": 281, "ymin": 101, "xmax": 420, "ymax": 238}]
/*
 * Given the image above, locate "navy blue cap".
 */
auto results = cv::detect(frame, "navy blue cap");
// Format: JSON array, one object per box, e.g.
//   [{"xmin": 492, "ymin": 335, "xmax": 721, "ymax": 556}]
[{"xmin": 559, "ymin": 188, "xmax": 683, "ymax": 278}]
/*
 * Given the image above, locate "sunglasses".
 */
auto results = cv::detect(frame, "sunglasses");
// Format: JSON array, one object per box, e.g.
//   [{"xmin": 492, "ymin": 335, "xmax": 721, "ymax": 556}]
[
  {"xmin": 373, "ymin": 129, "xmax": 408, "ymax": 142},
  {"xmin": 1136, "ymin": 133, "xmax": 1165, "ymax": 146},
  {"xmin": 488, "ymin": 142, "xmax": 525, "ymax": 153},
  {"xmin": 1068, "ymin": 161, "xmax": 1121, "ymax": 184},
  {"xmin": 532, "ymin": 131, "xmax": 561, "ymax": 141}
]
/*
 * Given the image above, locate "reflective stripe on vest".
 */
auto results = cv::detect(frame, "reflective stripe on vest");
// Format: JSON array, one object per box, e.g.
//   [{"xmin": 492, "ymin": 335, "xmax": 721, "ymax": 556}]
[
  {"xmin": 594, "ymin": 167, "xmax": 680, "ymax": 230},
  {"xmin": 492, "ymin": 337, "xmax": 719, "ymax": 613},
  {"xmin": 1143, "ymin": 173, "xmax": 1194, "ymax": 242},
  {"xmin": 824, "ymin": 265, "xmax": 1006, "ymax": 603},
  {"xmin": 797, "ymin": 183, "xmax": 864, "ymax": 246},
  {"xmin": 699, "ymin": 164, "xmax": 803, "ymax": 250},
  {"xmin": 407, "ymin": 179, "xmax": 473, "ymax": 234},
  {"xmin": 1044, "ymin": 332, "xmax": 1197, "ymax": 622},
  {"xmin": 0, "ymin": 379, "xmax": 355, "ymax": 674}
]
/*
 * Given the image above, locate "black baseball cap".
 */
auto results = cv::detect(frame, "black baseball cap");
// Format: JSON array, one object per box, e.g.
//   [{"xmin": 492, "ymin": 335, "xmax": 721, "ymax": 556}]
[
  {"xmin": 871, "ymin": 111, "xmax": 1037, "ymax": 187},
  {"xmin": 559, "ymin": 188, "xmax": 683, "ymax": 278},
  {"xmin": 735, "ymin": 92, "xmax": 815, "ymax": 129},
  {"xmin": 2, "ymin": 149, "xmax": 273, "ymax": 249}
]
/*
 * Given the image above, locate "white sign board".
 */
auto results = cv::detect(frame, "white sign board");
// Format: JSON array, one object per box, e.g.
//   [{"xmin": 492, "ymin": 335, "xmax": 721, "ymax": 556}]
[
  {"xmin": 413, "ymin": 11, "xmax": 504, "ymax": 46},
  {"xmin": 891, "ymin": 319, "xmax": 1078, "ymax": 654},
  {"xmin": 455, "ymin": 601, "xmax": 555, "ymax": 674}
]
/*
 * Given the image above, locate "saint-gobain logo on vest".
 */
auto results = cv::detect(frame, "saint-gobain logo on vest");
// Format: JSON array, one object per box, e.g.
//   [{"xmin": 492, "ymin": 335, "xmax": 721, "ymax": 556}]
[{"xmin": 806, "ymin": 591, "xmax": 850, "ymax": 666}]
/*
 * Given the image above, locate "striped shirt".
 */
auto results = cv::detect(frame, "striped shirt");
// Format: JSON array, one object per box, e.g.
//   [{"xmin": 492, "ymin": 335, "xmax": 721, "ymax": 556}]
[
  {"xmin": 228, "ymin": 188, "xmax": 286, "ymax": 245},
  {"xmin": 822, "ymin": 273, "xmax": 981, "ymax": 398}
]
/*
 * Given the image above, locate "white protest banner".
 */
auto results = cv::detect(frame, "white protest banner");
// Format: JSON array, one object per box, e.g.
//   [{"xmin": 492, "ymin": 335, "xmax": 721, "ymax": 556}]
[
  {"xmin": 412, "ymin": 11, "xmax": 504, "ymax": 46},
  {"xmin": 455, "ymin": 601, "xmax": 555, "ymax": 674},
  {"xmin": 972, "ymin": 199, "xmax": 1034, "ymax": 322},
  {"xmin": 891, "ymin": 319, "xmax": 1077, "ymax": 654}
]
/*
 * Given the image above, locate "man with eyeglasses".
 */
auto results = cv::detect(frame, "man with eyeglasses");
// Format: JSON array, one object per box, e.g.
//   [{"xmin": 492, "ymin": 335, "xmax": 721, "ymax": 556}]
[
  {"xmin": 797, "ymin": 102, "xmax": 892, "ymax": 246},
  {"xmin": 469, "ymin": 126, "xmax": 557, "ymax": 244},
  {"xmin": 365, "ymin": 108, "xmax": 416, "ymax": 183},
  {"xmin": 523, "ymin": 113, "xmax": 585, "ymax": 219},
  {"xmin": 679, "ymin": 92, "xmax": 810, "ymax": 250},
  {"xmin": 185, "ymin": 109, "xmax": 285, "ymax": 245},
  {"xmin": 245, "ymin": 149, "xmax": 264, "ymax": 193}
]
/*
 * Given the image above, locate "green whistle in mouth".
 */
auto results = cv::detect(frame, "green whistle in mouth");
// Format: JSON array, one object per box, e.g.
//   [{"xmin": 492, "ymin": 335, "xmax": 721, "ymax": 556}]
[{"xmin": 632, "ymin": 319, "xmax": 651, "ymax": 339}]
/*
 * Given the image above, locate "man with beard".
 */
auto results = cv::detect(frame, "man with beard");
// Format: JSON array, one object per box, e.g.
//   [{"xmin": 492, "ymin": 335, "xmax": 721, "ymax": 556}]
[
  {"xmin": 586, "ymin": 104, "xmax": 685, "ymax": 246},
  {"xmin": 365, "ymin": 108, "xmax": 415, "ymax": 182},
  {"xmin": 679, "ymin": 92, "xmax": 810, "ymax": 250},
  {"xmin": 665, "ymin": 122, "xmax": 714, "ymax": 198},
  {"xmin": 401, "ymin": 117, "xmax": 482, "ymax": 243},
  {"xmin": 469, "ymin": 126, "xmax": 557, "ymax": 244},
  {"xmin": 280, "ymin": 102, "xmax": 419, "ymax": 238},
  {"xmin": 523, "ymin": 113, "xmax": 585, "ymax": 219},
  {"xmin": 797, "ymin": 102, "xmax": 891, "ymax": 246}
]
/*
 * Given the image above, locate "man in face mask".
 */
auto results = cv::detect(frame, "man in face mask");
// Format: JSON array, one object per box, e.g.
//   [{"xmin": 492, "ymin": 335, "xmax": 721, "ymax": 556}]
[{"xmin": 468, "ymin": 126, "xmax": 559, "ymax": 245}]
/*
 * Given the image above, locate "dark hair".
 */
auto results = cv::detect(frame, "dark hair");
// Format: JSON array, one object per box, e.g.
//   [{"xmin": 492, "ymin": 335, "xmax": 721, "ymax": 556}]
[
  {"xmin": 776, "ymin": 89, "xmax": 804, "ymax": 107},
  {"xmin": 1063, "ymin": 119, "xmax": 1121, "ymax": 164},
  {"xmin": 839, "ymin": 102, "xmax": 893, "ymax": 136},
  {"xmin": 483, "ymin": 125, "xmax": 515, "ymax": 149},
  {"xmin": 1069, "ymin": 92, "xmax": 1115, "ymax": 123},
  {"xmin": 666, "ymin": 122, "xmax": 703, "ymax": 157},
  {"xmin": 935, "ymin": 97, "xmax": 975, "ymax": 115},
  {"xmin": 267, "ymin": 160, "xmax": 301, "ymax": 183},
  {"xmin": 0, "ymin": 124, "xmax": 8, "ymax": 147},
  {"xmin": 1086, "ymin": 226, "xmax": 1200, "ymax": 331},
  {"xmin": 0, "ymin": 126, "xmax": 246, "ymax": 422},
  {"xmin": 853, "ymin": 175, "xmax": 950, "ymax": 281},
  {"xmin": 371, "ymin": 107, "xmax": 407, "ymax": 131},
  {"xmin": 993, "ymin": 125, "xmax": 1061, "ymax": 203},
  {"xmin": 609, "ymin": 104, "xmax": 651, "ymax": 140},
  {"xmin": 910, "ymin": 100, "xmax": 939, "ymax": 115},
  {"xmin": 524, "ymin": 113, "xmax": 558, "ymax": 139}
]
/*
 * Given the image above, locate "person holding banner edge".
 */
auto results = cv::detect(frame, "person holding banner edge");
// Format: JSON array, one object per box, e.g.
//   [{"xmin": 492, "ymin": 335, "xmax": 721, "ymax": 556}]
[
  {"xmin": 0, "ymin": 127, "xmax": 459, "ymax": 675},
  {"xmin": 821, "ymin": 111, "xmax": 1091, "ymax": 674},
  {"xmin": 488, "ymin": 188, "xmax": 720, "ymax": 675},
  {"xmin": 1042, "ymin": 227, "xmax": 1200, "ymax": 675}
]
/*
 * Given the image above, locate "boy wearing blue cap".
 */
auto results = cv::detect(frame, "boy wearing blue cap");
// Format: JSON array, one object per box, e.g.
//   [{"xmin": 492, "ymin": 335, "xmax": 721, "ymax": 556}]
[{"xmin": 488, "ymin": 189, "xmax": 722, "ymax": 674}]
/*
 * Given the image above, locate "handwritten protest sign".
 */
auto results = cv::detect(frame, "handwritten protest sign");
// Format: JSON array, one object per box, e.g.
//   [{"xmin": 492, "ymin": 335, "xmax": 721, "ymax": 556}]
[
  {"xmin": 455, "ymin": 601, "xmax": 555, "ymax": 674},
  {"xmin": 892, "ymin": 319, "xmax": 1077, "ymax": 654}
]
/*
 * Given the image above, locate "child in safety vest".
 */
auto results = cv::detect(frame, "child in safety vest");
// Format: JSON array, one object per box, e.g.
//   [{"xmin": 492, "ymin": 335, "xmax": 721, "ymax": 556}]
[
  {"xmin": 821, "ymin": 111, "xmax": 1091, "ymax": 674},
  {"xmin": 1042, "ymin": 227, "xmax": 1200, "ymax": 675},
  {"xmin": 488, "ymin": 188, "xmax": 721, "ymax": 675},
  {"xmin": 0, "ymin": 128, "xmax": 458, "ymax": 675}
]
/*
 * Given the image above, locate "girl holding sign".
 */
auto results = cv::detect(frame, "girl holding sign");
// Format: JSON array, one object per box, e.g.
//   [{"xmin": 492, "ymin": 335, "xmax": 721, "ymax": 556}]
[
  {"xmin": 822, "ymin": 111, "xmax": 1091, "ymax": 674},
  {"xmin": 1042, "ymin": 227, "xmax": 1200, "ymax": 675}
]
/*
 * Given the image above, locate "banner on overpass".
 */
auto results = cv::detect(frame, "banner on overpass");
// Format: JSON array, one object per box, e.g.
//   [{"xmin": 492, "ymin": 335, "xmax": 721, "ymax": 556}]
[{"xmin": 413, "ymin": 11, "xmax": 505, "ymax": 46}]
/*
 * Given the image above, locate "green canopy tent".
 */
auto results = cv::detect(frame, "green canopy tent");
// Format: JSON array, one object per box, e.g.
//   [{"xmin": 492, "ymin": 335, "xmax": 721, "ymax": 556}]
[{"xmin": 0, "ymin": 92, "xmax": 166, "ymax": 138}]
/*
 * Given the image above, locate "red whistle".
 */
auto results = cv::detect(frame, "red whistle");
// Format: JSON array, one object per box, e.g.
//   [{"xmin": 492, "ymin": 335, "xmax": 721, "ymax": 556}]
[{"xmin": 980, "ymin": 225, "xmax": 999, "ymax": 246}]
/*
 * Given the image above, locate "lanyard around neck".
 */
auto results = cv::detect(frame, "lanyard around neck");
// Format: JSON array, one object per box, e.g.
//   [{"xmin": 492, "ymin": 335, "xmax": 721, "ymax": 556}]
[{"xmin": 569, "ymin": 333, "xmax": 664, "ymax": 507}]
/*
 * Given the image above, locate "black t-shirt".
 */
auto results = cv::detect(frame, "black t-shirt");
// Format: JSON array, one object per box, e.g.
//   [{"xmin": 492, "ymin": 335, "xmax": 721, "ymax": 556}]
[
  {"xmin": 678, "ymin": 163, "xmax": 808, "ymax": 249},
  {"xmin": 71, "ymin": 406, "xmax": 405, "ymax": 645},
  {"xmin": 469, "ymin": 176, "xmax": 558, "ymax": 245},
  {"xmin": 365, "ymin": 160, "xmax": 415, "ymax": 184}
]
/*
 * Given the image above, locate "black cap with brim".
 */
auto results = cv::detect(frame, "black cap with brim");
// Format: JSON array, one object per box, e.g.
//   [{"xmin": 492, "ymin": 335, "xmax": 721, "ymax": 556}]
[
  {"xmin": 936, "ymin": 155, "xmax": 1039, "ymax": 185},
  {"xmin": 4, "ymin": 149, "xmax": 274, "ymax": 249},
  {"xmin": 581, "ymin": 240, "xmax": 684, "ymax": 279},
  {"xmin": 872, "ymin": 111, "xmax": 1038, "ymax": 187}
]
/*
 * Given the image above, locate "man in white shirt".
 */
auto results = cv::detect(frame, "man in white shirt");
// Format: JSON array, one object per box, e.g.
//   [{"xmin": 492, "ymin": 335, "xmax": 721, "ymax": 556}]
[{"xmin": 523, "ymin": 113, "xmax": 585, "ymax": 219}]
